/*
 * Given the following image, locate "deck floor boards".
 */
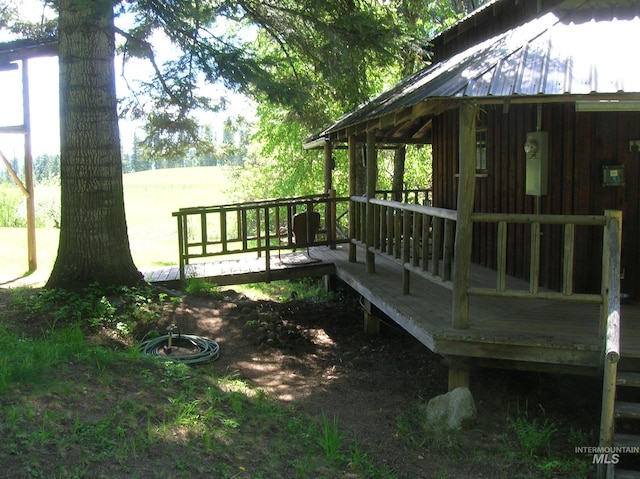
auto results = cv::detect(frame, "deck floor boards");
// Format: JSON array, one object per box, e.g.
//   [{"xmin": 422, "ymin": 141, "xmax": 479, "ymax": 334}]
[{"xmin": 145, "ymin": 245, "xmax": 640, "ymax": 370}]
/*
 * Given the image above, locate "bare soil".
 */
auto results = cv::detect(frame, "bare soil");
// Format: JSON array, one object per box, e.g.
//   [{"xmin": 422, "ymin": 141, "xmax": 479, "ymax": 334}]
[
  {"xmin": 156, "ymin": 282, "xmax": 601, "ymax": 478},
  {"xmin": 0, "ymin": 281, "xmax": 604, "ymax": 478}
]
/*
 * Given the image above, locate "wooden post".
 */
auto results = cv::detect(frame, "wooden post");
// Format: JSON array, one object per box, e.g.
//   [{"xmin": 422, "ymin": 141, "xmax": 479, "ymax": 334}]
[
  {"xmin": 22, "ymin": 59, "xmax": 37, "ymax": 272},
  {"xmin": 323, "ymin": 139, "xmax": 333, "ymax": 193},
  {"xmin": 452, "ymin": 102, "xmax": 477, "ymax": 329},
  {"xmin": 448, "ymin": 357, "xmax": 470, "ymax": 391},
  {"xmin": 176, "ymin": 212, "xmax": 186, "ymax": 282},
  {"xmin": 362, "ymin": 298, "xmax": 380, "ymax": 334},
  {"xmin": 328, "ymin": 188, "xmax": 336, "ymax": 250},
  {"xmin": 366, "ymin": 129, "xmax": 377, "ymax": 273},
  {"xmin": 600, "ymin": 210, "xmax": 622, "ymax": 339},
  {"xmin": 597, "ymin": 209, "xmax": 622, "ymax": 479},
  {"xmin": 348, "ymin": 135, "xmax": 357, "ymax": 262},
  {"xmin": 323, "ymin": 140, "xmax": 334, "ymax": 252}
]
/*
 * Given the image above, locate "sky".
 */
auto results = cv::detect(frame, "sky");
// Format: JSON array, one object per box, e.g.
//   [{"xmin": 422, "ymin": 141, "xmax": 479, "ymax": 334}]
[{"xmin": 0, "ymin": 0, "xmax": 255, "ymax": 161}]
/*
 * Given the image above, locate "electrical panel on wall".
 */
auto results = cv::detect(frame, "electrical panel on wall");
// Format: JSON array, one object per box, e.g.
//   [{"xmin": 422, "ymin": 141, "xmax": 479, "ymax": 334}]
[
  {"xmin": 602, "ymin": 165, "xmax": 625, "ymax": 186},
  {"xmin": 524, "ymin": 131, "xmax": 549, "ymax": 196}
]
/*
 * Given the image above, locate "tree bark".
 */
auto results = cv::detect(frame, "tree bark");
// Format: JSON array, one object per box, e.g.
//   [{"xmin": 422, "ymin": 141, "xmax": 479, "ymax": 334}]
[
  {"xmin": 392, "ymin": 145, "xmax": 406, "ymax": 201},
  {"xmin": 47, "ymin": 0, "xmax": 142, "ymax": 289}
]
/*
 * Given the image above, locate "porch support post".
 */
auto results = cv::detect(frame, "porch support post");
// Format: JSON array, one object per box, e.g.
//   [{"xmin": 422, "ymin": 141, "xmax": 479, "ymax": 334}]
[
  {"xmin": 348, "ymin": 134, "xmax": 357, "ymax": 262},
  {"xmin": 448, "ymin": 357, "xmax": 470, "ymax": 391},
  {"xmin": 452, "ymin": 102, "xmax": 477, "ymax": 329},
  {"xmin": 323, "ymin": 139, "xmax": 333, "ymax": 193},
  {"xmin": 362, "ymin": 298, "xmax": 380, "ymax": 334},
  {"xmin": 323, "ymin": 140, "xmax": 336, "ymax": 249},
  {"xmin": 366, "ymin": 128, "xmax": 378, "ymax": 273}
]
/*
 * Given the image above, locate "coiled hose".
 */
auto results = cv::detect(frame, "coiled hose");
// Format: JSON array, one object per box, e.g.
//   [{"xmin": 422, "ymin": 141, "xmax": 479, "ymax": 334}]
[{"xmin": 138, "ymin": 334, "xmax": 220, "ymax": 364}]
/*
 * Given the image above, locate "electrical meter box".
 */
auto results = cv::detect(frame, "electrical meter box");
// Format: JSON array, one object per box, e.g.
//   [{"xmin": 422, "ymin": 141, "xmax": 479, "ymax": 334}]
[{"xmin": 525, "ymin": 131, "xmax": 549, "ymax": 196}]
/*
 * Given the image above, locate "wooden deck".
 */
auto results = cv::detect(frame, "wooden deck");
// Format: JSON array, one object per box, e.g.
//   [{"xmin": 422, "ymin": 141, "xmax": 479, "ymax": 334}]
[
  {"xmin": 146, "ymin": 245, "xmax": 640, "ymax": 374},
  {"xmin": 144, "ymin": 252, "xmax": 335, "ymax": 286}
]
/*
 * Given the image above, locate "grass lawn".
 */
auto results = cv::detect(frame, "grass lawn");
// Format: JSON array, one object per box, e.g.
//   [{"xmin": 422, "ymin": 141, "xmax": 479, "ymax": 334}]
[{"xmin": 1, "ymin": 166, "xmax": 238, "ymax": 286}]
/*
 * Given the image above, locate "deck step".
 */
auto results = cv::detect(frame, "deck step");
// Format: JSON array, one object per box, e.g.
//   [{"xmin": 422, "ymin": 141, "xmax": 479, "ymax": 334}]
[
  {"xmin": 615, "ymin": 402, "xmax": 640, "ymax": 420},
  {"xmin": 614, "ymin": 433, "xmax": 640, "ymax": 448},
  {"xmin": 618, "ymin": 372, "xmax": 640, "ymax": 388},
  {"xmin": 615, "ymin": 470, "xmax": 640, "ymax": 479}
]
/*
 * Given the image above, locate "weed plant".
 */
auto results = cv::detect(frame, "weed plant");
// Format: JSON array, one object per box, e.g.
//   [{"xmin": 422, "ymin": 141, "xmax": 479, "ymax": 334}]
[
  {"xmin": 0, "ymin": 285, "xmax": 395, "ymax": 478},
  {"xmin": 184, "ymin": 276, "xmax": 223, "ymax": 298},
  {"xmin": 508, "ymin": 402, "xmax": 591, "ymax": 478}
]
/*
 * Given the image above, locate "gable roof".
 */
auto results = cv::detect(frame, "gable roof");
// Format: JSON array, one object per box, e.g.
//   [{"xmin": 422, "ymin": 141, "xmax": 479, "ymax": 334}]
[{"xmin": 305, "ymin": 1, "xmax": 640, "ymax": 147}]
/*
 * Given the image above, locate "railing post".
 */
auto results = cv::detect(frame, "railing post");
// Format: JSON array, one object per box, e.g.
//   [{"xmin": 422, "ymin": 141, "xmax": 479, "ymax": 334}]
[
  {"xmin": 562, "ymin": 223, "xmax": 575, "ymax": 295},
  {"xmin": 529, "ymin": 222, "xmax": 541, "ymax": 294},
  {"xmin": 600, "ymin": 210, "xmax": 622, "ymax": 339},
  {"xmin": 402, "ymin": 210, "xmax": 411, "ymax": 294},
  {"xmin": 597, "ymin": 209, "xmax": 622, "ymax": 479},
  {"xmin": 365, "ymin": 128, "xmax": 377, "ymax": 273},
  {"xmin": 329, "ymin": 189, "xmax": 337, "ymax": 249},
  {"xmin": 452, "ymin": 102, "xmax": 477, "ymax": 330},
  {"xmin": 176, "ymin": 212, "xmax": 186, "ymax": 282},
  {"xmin": 200, "ymin": 211, "xmax": 208, "ymax": 256},
  {"xmin": 264, "ymin": 206, "xmax": 271, "ymax": 281},
  {"xmin": 348, "ymin": 134, "xmax": 357, "ymax": 262},
  {"xmin": 220, "ymin": 207, "xmax": 227, "ymax": 253}
]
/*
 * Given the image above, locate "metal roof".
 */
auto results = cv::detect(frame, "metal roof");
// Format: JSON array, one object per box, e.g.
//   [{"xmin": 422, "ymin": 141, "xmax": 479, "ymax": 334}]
[
  {"xmin": 0, "ymin": 38, "xmax": 58, "ymax": 63},
  {"xmin": 306, "ymin": 2, "xmax": 640, "ymax": 146}
]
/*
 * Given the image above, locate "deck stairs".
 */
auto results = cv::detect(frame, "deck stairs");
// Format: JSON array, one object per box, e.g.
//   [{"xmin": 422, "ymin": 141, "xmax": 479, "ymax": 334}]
[{"xmin": 611, "ymin": 371, "xmax": 640, "ymax": 478}]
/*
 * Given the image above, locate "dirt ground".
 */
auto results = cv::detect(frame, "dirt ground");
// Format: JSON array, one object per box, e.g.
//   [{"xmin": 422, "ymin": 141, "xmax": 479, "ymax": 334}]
[
  {"xmin": 0, "ymin": 277, "xmax": 604, "ymax": 478},
  {"xmin": 155, "ymin": 281, "xmax": 602, "ymax": 478}
]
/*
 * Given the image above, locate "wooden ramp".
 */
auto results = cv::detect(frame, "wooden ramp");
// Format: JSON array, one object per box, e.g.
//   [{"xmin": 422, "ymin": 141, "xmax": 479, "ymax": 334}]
[{"xmin": 144, "ymin": 252, "xmax": 335, "ymax": 287}]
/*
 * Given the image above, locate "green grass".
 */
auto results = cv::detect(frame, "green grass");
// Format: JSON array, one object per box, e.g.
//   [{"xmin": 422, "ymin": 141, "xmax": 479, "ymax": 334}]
[
  {"xmin": 1, "ymin": 166, "xmax": 238, "ymax": 284},
  {"xmin": 0, "ymin": 285, "xmax": 394, "ymax": 478}
]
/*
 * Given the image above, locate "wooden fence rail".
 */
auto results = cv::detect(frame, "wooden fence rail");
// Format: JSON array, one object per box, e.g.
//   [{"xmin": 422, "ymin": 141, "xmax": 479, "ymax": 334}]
[
  {"xmin": 467, "ymin": 212, "xmax": 608, "ymax": 303},
  {"xmin": 351, "ymin": 196, "xmax": 458, "ymax": 292},
  {"xmin": 173, "ymin": 193, "xmax": 350, "ymax": 281}
]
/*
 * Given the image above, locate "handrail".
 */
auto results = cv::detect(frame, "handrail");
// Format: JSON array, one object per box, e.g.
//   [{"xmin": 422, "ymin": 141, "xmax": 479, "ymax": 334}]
[
  {"xmin": 597, "ymin": 212, "xmax": 622, "ymax": 479},
  {"xmin": 468, "ymin": 212, "xmax": 609, "ymax": 303},
  {"xmin": 374, "ymin": 188, "xmax": 432, "ymax": 205},
  {"xmin": 351, "ymin": 195, "xmax": 458, "ymax": 291},
  {"xmin": 172, "ymin": 193, "xmax": 350, "ymax": 281}
]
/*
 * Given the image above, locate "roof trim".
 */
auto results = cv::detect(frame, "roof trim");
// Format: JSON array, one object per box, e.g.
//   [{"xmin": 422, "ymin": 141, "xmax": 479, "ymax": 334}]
[{"xmin": 305, "ymin": 3, "xmax": 640, "ymax": 147}]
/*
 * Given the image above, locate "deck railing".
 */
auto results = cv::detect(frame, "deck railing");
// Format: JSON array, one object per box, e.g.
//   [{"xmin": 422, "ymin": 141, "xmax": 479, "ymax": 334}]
[
  {"xmin": 467, "ymin": 213, "xmax": 609, "ymax": 302},
  {"xmin": 173, "ymin": 193, "xmax": 350, "ymax": 281},
  {"xmin": 351, "ymin": 196, "xmax": 457, "ymax": 292},
  {"xmin": 466, "ymin": 210, "xmax": 622, "ymax": 334},
  {"xmin": 374, "ymin": 188, "xmax": 432, "ymax": 205},
  {"xmin": 350, "ymin": 200, "xmax": 622, "ymax": 331},
  {"xmin": 597, "ymin": 212, "xmax": 622, "ymax": 479}
]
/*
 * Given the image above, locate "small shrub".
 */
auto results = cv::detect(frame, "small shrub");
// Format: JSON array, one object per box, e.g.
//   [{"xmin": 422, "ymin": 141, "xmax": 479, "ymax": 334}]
[
  {"xmin": 508, "ymin": 404, "xmax": 557, "ymax": 458},
  {"xmin": 184, "ymin": 277, "xmax": 222, "ymax": 298}
]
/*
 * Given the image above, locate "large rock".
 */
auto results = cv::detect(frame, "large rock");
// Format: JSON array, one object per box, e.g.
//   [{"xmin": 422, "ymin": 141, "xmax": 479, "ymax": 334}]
[{"xmin": 425, "ymin": 387, "xmax": 477, "ymax": 429}]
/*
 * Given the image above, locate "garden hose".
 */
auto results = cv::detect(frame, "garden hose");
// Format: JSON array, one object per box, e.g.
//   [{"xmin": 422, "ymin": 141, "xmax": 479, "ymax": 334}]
[{"xmin": 138, "ymin": 334, "xmax": 220, "ymax": 364}]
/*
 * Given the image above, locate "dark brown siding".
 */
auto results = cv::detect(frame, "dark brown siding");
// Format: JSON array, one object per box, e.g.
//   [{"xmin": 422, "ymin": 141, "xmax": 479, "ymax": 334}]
[
  {"xmin": 432, "ymin": 103, "xmax": 640, "ymax": 298},
  {"xmin": 430, "ymin": 0, "xmax": 564, "ymax": 63}
]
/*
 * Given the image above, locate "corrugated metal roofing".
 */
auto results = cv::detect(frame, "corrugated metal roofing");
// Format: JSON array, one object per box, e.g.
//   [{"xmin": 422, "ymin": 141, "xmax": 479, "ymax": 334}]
[{"xmin": 308, "ymin": 2, "xmax": 640, "ymax": 144}]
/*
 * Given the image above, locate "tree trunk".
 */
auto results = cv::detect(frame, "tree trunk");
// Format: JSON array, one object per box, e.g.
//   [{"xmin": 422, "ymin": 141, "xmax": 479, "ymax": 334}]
[
  {"xmin": 47, "ymin": 0, "xmax": 142, "ymax": 289},
  {"xmin": 392, "ymin": 145, "xmax": 406, "ymax": 201}
]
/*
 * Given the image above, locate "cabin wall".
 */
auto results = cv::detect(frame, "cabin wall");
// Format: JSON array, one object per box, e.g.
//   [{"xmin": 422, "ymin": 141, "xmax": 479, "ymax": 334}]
[
  {"xmin": 430, "ymin": 0, "xmax": 564, "ymax": 63},
  {"xmin": 432, "ymin": 103, "xmax": 640, "ymax": 298}
]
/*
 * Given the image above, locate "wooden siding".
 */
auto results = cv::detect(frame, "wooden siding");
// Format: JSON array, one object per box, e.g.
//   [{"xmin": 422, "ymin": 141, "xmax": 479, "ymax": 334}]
[
  {"xmin": 432, "ymin": 103, "xmax": 640, "ymax": 299},
  {"xmin": 430, "ymin": 0, "xmax": 564, "ymax": 63}
]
